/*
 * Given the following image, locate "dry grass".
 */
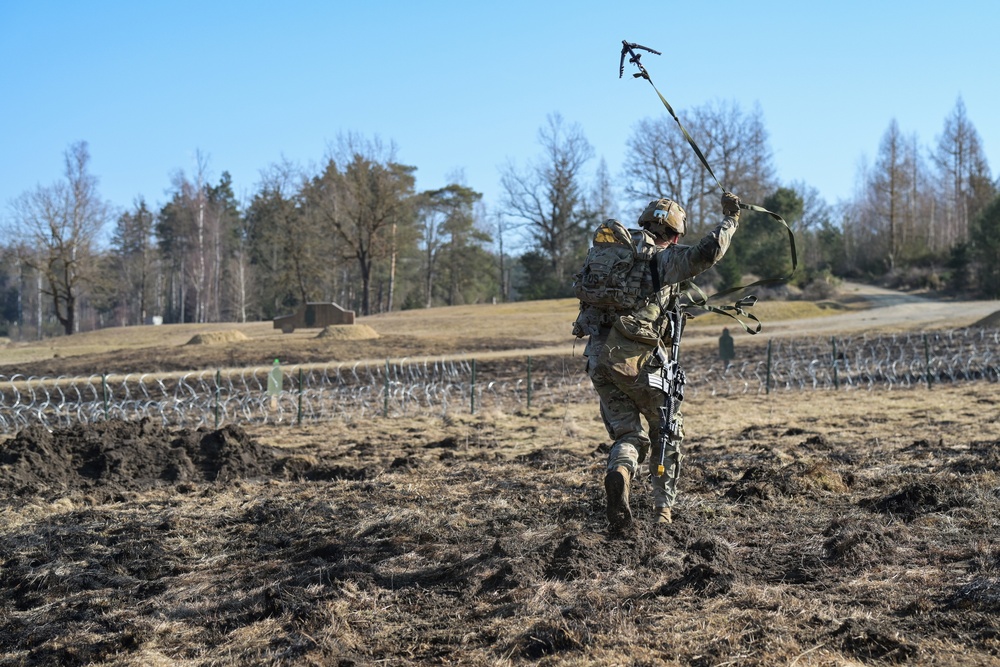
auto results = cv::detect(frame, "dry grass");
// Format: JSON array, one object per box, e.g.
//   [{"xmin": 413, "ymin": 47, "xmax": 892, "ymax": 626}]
[
  {"xmin": 1, "ymin": 382, "xmax": 999, "ymax": 665},
  {"xmin": 2, "ymin": 287, "xmax": 1000, "ymax": 664},
  {"xmin": 0, "ymin": 295, "xmax": 853, "ymax": 377},
  {"xmin": 362, "ymin": 298, "xmax": 845, "ymax": 343}
]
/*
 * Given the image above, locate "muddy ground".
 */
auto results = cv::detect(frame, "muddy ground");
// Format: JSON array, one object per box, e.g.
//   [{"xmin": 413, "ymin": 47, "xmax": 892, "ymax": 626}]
[{"xmin": 1, "ymin": 378, "xmax": 999, "ymax": 666}]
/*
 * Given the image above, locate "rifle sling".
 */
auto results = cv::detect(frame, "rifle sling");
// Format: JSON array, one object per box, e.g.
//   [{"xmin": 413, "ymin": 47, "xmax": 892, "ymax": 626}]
[{"xmin": 683, "ymin": 282, "xmax": 763, "ymax": 336}]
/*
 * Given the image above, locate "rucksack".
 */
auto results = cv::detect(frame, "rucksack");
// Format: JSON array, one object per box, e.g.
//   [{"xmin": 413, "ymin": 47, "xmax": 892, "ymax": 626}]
[{"xmin": 573, "ymin": 219, "xmax": 657, "ymax": 311}]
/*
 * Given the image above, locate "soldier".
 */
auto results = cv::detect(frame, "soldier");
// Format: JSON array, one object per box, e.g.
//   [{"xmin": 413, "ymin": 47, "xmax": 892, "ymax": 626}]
[{"xmin": 575, "ymin": 192, "xmax": 741, "ymax": 529}]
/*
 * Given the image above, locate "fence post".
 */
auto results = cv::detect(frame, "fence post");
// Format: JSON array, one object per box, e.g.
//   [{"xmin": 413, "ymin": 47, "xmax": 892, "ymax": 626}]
[
  {"xmin": 924, "ymin": 334, "xmax": 932, "ymax": 389},
  {"xmin": 471, "ymin": 358, "xmax": 477, "ymax": 414},
  {"xmin": 831, "ymin": 337, "xmax": 840, "ymax": 390},
  {"xmin": 526, "ymin": 356, "xmax": 532, "ymax": 409},
  {"xmin": 765, "ymin": 339, "xmax": 773, "ymax": 395},
  {"xmin": 297, "ymin": 367, "xmax": 304, "ymax": 426},
  {"xmin": 214, "ymin": 369, "xmax": 221, "ymax": 428},
  {"xmin": 102, "ymin": 373, "xmax": 109, "ymax": 420},
  {"xmin": 384, "ymin": 359, "xmax": 390, "ymax": 417}
]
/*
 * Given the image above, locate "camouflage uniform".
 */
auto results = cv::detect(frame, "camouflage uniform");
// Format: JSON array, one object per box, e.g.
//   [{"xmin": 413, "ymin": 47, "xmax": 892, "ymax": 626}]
[{"xmin": 580, "ymin": 212, "xmax": 739, "ymax": 514}]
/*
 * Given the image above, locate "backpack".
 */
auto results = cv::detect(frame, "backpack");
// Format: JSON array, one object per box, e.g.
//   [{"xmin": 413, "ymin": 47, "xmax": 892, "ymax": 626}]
[
  {"xmin": 573, "ymin": 219, "xmax": 658, "ymax": 309},
  {"xmin": 572, "ymin": 219, "xmax": 659, "ymax": 338}
]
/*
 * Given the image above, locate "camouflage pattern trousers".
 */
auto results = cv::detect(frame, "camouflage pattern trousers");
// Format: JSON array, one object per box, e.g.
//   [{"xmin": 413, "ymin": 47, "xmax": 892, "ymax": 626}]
[{"xmin": 587, "ymin": 354, "xmax": 683, "ymax": 509}]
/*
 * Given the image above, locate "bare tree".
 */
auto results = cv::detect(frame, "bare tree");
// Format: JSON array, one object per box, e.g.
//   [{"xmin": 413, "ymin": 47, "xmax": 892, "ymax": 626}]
[
  {"xmin": 841, "ymin": 156, "xmax": 881, "ymax": 274},
  {"xmin": 500, "ymin": 113, "xmax": 594, "ymax": 288},
  {"xmin": 868, "ymin": 119, "xmax": 915, "ymax": 270},
  {"xmin": 492, "ymin": 210, "xmax": 514, "ymax": 303},
  {"xmin": 158, "ymin": 157, "xmax": 210, "ymax": 323},
  {"xmin": 227, "ymin": 195, "xmax": 256, "ymax": 323},
  {"xmin": 315, "ymin": 134, "xmax": 417, "ymax": 316},
  {"xmin": 590, "ymin": 157, "xmax": 618, "ymax": 222},
  {"xmin": 622, "ymin": 115, "xmax": 697, "ymax": 205},
  {"xmin": 931, "ymin": 97, "xmax": 993, "ymax": 249},
  {"xmin": 6, "ymin": 141, "xmax": 110, "ymax": 335},
  {"xmin": 157, "ymin": 154, "xmax": 239, "ymax": 323},
  {"xmin": 622, "ymin": 101, "xmax": 775, "ymax": 233}
]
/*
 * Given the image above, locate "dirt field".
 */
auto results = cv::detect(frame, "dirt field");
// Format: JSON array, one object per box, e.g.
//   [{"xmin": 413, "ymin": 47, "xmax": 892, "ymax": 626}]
[{"xmin": 2, "ymin": 287, "xmax": 1000, "ymax": 665}]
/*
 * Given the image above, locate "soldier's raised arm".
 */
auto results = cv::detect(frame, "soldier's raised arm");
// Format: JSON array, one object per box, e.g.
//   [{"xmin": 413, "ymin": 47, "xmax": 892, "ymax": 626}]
[{"xmin": 657, "ymin": 192, "xmax": 741, "ymax": 285}]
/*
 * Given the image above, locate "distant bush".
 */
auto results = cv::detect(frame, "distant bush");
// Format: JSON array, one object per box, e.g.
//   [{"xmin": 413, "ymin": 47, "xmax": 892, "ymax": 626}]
[
  {"xmin": 884, "ymin": 267, "xmax": 944, "ymax": 292},
  {"xmin": 791, "ymin": 269, "xmax": 840, "ymax": 301}
]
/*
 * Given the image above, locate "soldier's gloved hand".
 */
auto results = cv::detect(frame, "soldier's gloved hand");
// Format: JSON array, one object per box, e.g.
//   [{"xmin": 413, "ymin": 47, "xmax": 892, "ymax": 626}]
[{"xmin": 722, "ymin": 192, "xmax": 741, "ymax": 218}]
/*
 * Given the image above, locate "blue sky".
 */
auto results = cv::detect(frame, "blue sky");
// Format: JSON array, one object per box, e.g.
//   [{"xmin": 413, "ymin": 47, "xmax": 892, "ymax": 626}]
[{"xmin": 2, "ymin": 1, "xmax": 997, "ymax": 234}]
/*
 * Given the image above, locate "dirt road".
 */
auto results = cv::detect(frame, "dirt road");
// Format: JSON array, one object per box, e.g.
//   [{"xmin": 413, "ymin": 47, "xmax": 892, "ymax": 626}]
[
  {"xmin": 768, "ymin": 281, "xmax": 998, "ymax": 335},
  {"xmin": 681, "ymin": 282, "xmax": 1000, "ymax": 349}
]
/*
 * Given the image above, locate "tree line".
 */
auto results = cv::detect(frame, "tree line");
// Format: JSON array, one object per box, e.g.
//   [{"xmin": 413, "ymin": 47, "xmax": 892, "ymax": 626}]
[{"xmin": 2, "ymin": 99, "xmax": 998, "ymax": 338}]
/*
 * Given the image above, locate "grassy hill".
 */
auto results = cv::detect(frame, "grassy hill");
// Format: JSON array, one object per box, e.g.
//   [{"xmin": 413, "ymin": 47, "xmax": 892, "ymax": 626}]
[{"xmin": 0, "ymin": 297, "xmax": 853, "ymax": 377}]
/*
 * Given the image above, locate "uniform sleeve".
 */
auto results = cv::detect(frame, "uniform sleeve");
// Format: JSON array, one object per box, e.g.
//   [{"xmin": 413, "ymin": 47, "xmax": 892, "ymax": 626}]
[{"xmin": 656, "ymin": 214, "xmax": 739, "ymax": 285}]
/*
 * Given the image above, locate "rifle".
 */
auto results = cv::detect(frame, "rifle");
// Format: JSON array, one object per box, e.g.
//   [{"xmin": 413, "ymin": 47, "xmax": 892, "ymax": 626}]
[{"xmin": 647, "ymin": 301, "xmax": 687, "ymax": 478}]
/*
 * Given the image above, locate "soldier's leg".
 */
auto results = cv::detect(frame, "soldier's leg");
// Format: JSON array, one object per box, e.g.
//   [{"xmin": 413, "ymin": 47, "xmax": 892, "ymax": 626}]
[
  {"xmin": 631, "ymin": 369, "xmax": 684, "ymax": 523},
  {"xmin": 594, "ymin": 382, "xmax": 648, "ymax": 477},
  {"xmin": 589, "ymin": 361, "xmax": 648, "ymax": 529},
  {"xmin": 589, "ymin": 360, "xmax": 649, "ymax": 477}
]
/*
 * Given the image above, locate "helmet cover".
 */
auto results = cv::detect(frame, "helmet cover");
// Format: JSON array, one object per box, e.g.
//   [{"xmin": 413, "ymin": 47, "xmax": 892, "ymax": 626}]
[{"xmin": 638, "ymin": 198, "xmax": 686, "ymax": 237}]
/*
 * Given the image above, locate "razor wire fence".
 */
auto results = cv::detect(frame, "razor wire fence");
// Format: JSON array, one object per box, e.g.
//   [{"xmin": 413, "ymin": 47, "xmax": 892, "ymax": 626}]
[{"xmin": 0, "ymin": 328, "xmax": 997, "ymax": 434}]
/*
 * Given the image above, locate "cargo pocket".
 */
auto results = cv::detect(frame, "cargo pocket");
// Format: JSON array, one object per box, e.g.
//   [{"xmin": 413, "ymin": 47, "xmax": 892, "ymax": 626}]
[{"xmin": 599, "ymin": 326, "xmax": 656, "ymax": 380}]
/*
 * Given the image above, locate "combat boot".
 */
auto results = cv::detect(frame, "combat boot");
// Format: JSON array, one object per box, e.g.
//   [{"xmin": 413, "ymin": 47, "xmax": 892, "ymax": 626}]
[
  {"xmin": 605, "ymin": 466, "xmax": 633, "ymax": 530},
  {"xmin": 653, "ymin": 506, "xmax": 672, "ymax": 524}
]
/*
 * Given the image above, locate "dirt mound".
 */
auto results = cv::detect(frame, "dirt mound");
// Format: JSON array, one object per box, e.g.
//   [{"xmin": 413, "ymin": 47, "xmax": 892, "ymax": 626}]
[
  {"xmin": 861, "ymin": 479, "xmax": 971, "ymax": 520},
  {"xmin": 724, "ymin": 462, "xmax": 850, "ymax": 501},
  {"xmin": 0, "ymin": 419, "xmax": 282, "ymax": 497},
  {"xmin": 822, "ymin": 517, "xmax": 898, "ymax": 567},
  {"xmin": 970, "ymin": 309, "xmax": 1000, "ymax": 328},
  {"xmin": 185, "ymin": 330, "xmax": 250, "ymax": 345},
  {"xmin": 315, "ymin": 324, "xmax": 379, "ymax": 340},
  {"xmin": 651, "ymin": 534, "xmax": 750, "ymax": 597}
]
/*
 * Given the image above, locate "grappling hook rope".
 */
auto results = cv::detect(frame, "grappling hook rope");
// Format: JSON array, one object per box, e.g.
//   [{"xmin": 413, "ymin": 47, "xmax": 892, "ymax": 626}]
[{"xmin": 620, "ymin": 40, "xmax": 798, "ymax": 331}]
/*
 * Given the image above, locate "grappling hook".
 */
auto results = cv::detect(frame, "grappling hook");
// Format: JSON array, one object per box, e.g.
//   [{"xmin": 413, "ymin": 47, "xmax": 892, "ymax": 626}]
[{"xmin": 619, "ymin": 40, "xmax": 661, "ymax": 79}]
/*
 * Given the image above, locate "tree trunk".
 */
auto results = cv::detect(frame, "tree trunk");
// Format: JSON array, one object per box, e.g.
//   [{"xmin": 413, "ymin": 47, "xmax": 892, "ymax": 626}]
[
  {"xmin": 360, "ymin": 256, "xmax": 372, "ymax": 316},
  {"xmin": 387, "ymin": 222, "xmax": 397, "ymax": 312}
]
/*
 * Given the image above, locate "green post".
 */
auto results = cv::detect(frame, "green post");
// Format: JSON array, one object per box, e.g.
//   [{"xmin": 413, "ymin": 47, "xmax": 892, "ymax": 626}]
[
  {"xmin": 214, "ymin": 369, "xmax": 221, "ymax": 428},
  {"xmin": 526, "ymin": 356, "xmax": 532, "ymax": 409},
  {"xmin": 831, "ymin": 337, "xmax": 840, "ymax": 390},
  {"xmin": 924, "ymin": 334, "xmax": 932, "ymax": 389},
  {"xmin": 267, "ymin": 358, "xmax": 282, "ymax": 396},
  {"xmin": 297, "ymin": 367, "xmax": 304, "ymax": 426},
  {"xmin": 765, "ymin": 339, "xmax": 773, "ymax": 395},
  {"xmin": 384, "ymin": 359, "xmax": 390, "ymax": 417},
  {"xmin": 471, "ymin": 358, "xmax": 477, "ymax": 415},
  {"xmin": 102, "ymin": 373, "xmax": 109, "ymax": 420}
]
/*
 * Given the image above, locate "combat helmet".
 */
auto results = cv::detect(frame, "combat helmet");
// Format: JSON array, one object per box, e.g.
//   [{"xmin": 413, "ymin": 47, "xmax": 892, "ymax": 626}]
[{"xmin": 638, "ymin": 198, "xmax": 686, "ymax": 238}]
